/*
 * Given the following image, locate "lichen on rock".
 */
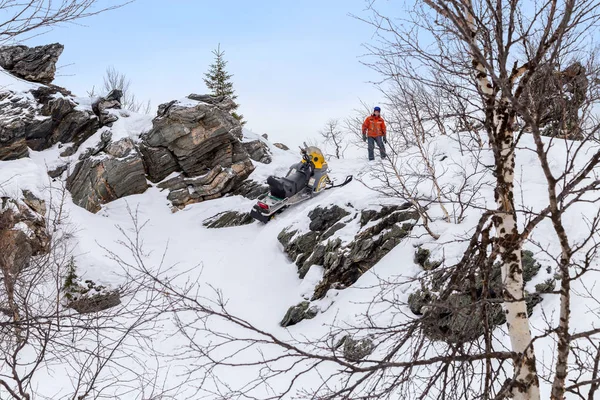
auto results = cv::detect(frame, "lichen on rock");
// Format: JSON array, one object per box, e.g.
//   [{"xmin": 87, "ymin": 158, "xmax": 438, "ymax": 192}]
[
  {"xmin": 203, "ymin": 211, "xmax": 254, "ymax": 228},
  {"xmin": 277, "ymin": 203, "xmax": 418, "ymax": 325},
  {"xmin": 408, "ymin": 250, "xmax": 549, "ymax": 343},
  {"xmin": 280, "ymin": 301, "xmax": 318, "ymax": 327}
]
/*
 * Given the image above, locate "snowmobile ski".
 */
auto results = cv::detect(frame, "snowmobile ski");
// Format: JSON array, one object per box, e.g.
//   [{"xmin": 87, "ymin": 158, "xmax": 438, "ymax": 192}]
[{"xmin": 324, "ymin": 175, "xmax": 353, "ymax": 190}]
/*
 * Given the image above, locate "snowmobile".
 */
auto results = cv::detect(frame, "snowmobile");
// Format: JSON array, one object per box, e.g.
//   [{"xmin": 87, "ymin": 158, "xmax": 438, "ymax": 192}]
[{"xmin": 250, "ymin": 144, "xmax": 353, "ymax": 223}]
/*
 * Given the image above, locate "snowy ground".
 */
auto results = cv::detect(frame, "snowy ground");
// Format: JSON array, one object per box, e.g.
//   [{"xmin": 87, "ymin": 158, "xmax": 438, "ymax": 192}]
[{"xmin": 2, "ymin": 66, "xmax": 600, "ymax": 398}]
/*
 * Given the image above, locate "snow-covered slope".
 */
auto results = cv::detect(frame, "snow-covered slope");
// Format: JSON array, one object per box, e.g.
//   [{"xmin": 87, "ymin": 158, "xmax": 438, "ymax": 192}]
[
  {"xmin": 0, "ymin": 135, "xmax": 595, "ymax": 398},
  {"xmin": 1, "ymin": 64, "xmax": 600, "ymax": 398}
]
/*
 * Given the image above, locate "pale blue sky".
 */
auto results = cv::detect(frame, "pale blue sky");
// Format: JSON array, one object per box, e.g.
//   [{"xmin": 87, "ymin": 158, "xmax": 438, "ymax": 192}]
[{"xmin": 24, "ymin": 0, "xmax": 384, "ymax": 147}]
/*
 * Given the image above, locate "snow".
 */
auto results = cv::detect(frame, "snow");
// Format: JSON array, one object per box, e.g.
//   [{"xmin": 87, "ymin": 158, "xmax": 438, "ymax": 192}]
[
  {"xmin": 0, "ymin": 67, "xmax": 41, "ymax": 93},
  {"xmin": 2, "ymin": 104, "xmax": 600, "ymax": 398}
]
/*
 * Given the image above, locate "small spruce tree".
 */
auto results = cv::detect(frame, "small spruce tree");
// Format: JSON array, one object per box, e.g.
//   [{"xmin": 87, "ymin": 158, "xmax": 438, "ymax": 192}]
[
  {"xmin": 203, "ymin": 44, "xmax": 245, "ymax": 125},
  {"xmin": 62, "ymin": 257, "xmax": 79, "ymax": 301}
]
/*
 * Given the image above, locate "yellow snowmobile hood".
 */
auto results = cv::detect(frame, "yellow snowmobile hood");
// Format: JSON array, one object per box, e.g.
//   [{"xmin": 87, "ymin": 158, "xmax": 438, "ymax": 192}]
[{"xmin": 302, "ymin": 146, "xmax": 327, "ymax": 170}]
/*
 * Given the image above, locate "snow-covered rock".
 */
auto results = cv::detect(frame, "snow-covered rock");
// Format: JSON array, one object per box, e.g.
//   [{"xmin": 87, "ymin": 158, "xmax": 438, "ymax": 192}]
[
  {"xmin": 0, "ymin": 81, "xmax": 99, "ymax": 160},
  {"xmin": 243, "ymin": 139, "xmax": 272, "ymax": 164},
  {"xmin": 0, "ymin": 44, "xmax": 259, "ymax": 213},
  {"xmin": 142, "ymin": 96, "xmax": 254, "ymax": 208},
  {"xmin": 0, "ymin": 43, "xmax": 63, "ymax": 84},
  {"xmin": 275, "ymin": 202, "xmax": 419, "ymax": 324},
  {"xmin": 0, "ymin": 192, "xmax": 50, "ymax": 288},
  {"xmin": 66, "ymin": 135, "xmax": 148, "ymax": 213}
]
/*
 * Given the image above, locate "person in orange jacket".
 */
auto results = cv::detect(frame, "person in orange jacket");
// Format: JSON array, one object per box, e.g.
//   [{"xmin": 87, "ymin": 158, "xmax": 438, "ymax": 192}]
[{"xmin": 362, "ymin": 106, "xmax": 387, "ymax": 161}]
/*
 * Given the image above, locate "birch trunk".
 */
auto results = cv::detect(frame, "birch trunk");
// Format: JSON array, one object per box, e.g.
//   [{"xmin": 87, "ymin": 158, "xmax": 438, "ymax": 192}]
[
  {"xmin": 420, "ymin": 0, "xmax": 542, "ymax": 394},
  {"xmin": 551, "ymin": 264, "xmax": 570, "ymax": 399},
  {"xmin": 494, "ymin": 117, "xmax": 540, "ymax": 400},
  {"xmin": 466, "ymin": 3, "xmax": 540, "ymax": 396}
]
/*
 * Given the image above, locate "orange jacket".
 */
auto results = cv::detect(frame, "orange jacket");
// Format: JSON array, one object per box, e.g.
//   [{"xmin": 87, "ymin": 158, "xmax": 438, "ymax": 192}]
[{"xmin": 362, "ymin": 115, "xmax": 387, "ymax": 137}]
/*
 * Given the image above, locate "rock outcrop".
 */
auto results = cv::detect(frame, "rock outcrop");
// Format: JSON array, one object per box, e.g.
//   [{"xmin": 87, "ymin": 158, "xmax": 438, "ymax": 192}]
[
  {"xmin": 0, "ymin": 82, "xmax": 98, "ymax": 161},
  {"xmin": 336, "ymin": 335, "xmax": 375, "ymax": 362},
  {"xmin": 280, "ymin": 301, "xmax": 318, "ymax": 327},
  {"xmin": 63, "ymin": 259, "xmax": 122, "ymax": 314},
  {"xmin": 279, "ymin": 203, "xmax": 418, "ymax": 296},
  {"xmin": 0, "ymin": 192, "xmax": 50, "ymax": 318},
  {"xmin": 0, "ymin": 43, "xmax": 257, "ymax": 213},
  {"xmin": 276, "ymin": 203, "xmax": 418, "ymax": 325},
  {"xmin": 243, "ymin": 140, "xmax": 272, "ymax": 164},
  {"xmin": 203, "ymin": 211, "xmax": 254, "ymax": 228},
  {"xmin": 91, "ymin": 89, "xmax": 122, "ymax": 127},
  {"xmin": 0, "ymin": 43, "xmax": 64, "ymax": 83},
  {"xmin": 230, "ymin": 180, "xmax": 269, "ymax": 200},
  {"xmin": 66, "ymin": 133, "xmax": 148, "ymax": 213},
  {"xmin": 68, "ymin": 290, "xmax": 121, "ymax": 314},
  {"xmin": 408, "ymin": 249, "xmax": 547, "ymax": 343},
  {"xmin": 142, "ymin": 95, "xmax": 254, "ymax": 208},
  {"xmin": 273, "ymin": 142, "xmax": 289, "ymax": 151},
  {"xmin": 0, "ymin": 192, "xmax": 49, "ymax": 261}
]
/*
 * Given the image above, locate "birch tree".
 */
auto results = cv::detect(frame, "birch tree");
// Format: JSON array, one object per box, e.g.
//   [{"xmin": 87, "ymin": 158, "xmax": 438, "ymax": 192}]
[
  {"xmin": 359, "ymin": 0, "xmax": 600, "ymax": 398},
  {"xmin": 113, "ymin": 1, "xmax": 600, "ymax": 399},
  {"xmin": 419, "ymin": 2, "xmax": 540, "ymax": 397}
]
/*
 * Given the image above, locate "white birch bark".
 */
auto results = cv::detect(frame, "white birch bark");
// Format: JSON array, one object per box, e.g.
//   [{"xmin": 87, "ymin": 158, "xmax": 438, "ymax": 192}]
[
  {"xmin": 421, "ymin": 1, "xmax": 542, "ymax": 396},
  {"xmin": 467, "ymin": 3, "xmax": 540, "ymax": 398}
]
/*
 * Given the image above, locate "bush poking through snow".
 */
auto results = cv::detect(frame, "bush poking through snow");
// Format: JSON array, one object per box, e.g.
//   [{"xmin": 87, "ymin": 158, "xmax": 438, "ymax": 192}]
[{"xmin": 62, "ymin": 258, "xmax": 121, "ymax": 314}]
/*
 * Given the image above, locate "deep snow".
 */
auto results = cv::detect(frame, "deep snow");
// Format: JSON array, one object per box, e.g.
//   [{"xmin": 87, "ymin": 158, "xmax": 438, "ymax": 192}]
[{"xmin": 1, "ymin": 67, "xmax": 600, "ymax": 398}]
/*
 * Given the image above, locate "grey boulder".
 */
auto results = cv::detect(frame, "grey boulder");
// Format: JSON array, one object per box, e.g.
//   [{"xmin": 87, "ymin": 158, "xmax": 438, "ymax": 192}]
[
  {"xmin": 0, "ymin": 85, "xmax": 98, "ymax": 161},
  {"xmin": 141, "ymin": 95, "xmax": 254, "ymax": 208},
  {"xmin": 67, "ymin": 137, "xmax": 148, "ymax": 213},
  {"xmin": 280, "ymin": 301, "xmax": 318, "ymax": 327},
  {"xmin": 243, "ymin": 140, "xmax": 272, "ymax": 164},
  {"xmin": 0, "ymin": 43, "xmax": 64, "ymax": 83},
  {"xmin": 91, "ymin": 89, "xmax": 123, "ymax": 127}
]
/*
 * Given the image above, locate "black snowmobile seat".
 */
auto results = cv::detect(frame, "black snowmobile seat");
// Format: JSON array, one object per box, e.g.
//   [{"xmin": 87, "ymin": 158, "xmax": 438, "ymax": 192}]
[
  {"xmin": 266, "ymin": 176, "xmax": 288, "ymax": 199},
  {"xmin": 267, "ymin": 164, "xmax": 312, "ymax": 199}
]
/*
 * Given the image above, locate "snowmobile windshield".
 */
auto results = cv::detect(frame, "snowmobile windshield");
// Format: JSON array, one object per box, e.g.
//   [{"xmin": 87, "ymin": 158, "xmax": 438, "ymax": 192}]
[{"xmin": 305, "ymin": 146, "xmax": 327, "ymax": 169}]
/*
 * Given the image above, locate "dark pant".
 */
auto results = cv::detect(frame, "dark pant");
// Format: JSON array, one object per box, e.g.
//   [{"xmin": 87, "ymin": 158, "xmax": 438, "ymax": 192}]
[{"xmin": 368, "ymin": 136, "xmax": 387, "ymax": 160}]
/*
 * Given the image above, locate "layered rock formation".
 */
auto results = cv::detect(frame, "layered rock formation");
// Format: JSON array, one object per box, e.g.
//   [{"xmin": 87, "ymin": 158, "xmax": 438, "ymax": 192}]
[
  {"xmin": 142, "ymin": 96, "xmax": 254, "ymax": 209},
  {"xmin": 243, "ymin": 139, "xmax": 272, "ymax": 164},
  {"xmin": 203, "ymin": 211, "xmax": 254, "ymax": 228},
  {"xmin": 0, "ymin": 43, "xmax": 258, "ymax": 213},
  {"xmin": 0, "ymin": 192, "xmax": 50, "ymax": 318},
  {"xmin": 66, "ymin": 133, "xmax": 148, "ymax": 213},
  {"xmin": 230, "ymin": 180, "xmax": 269, "ymax": 200},
  {"xmin": 0, "ymin": 81, "xmax": 99, "ymax": 161},
  {"xmin": 0, "ymin": 43, "xmax": 64, "ymax": 83},
  {"xmin": 279, "ymin": 204, "xmax": 418, "ymax": 291},
  {"xmin": 278, "ymin": 203, "xmax": 418, "ymax": 325}
]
